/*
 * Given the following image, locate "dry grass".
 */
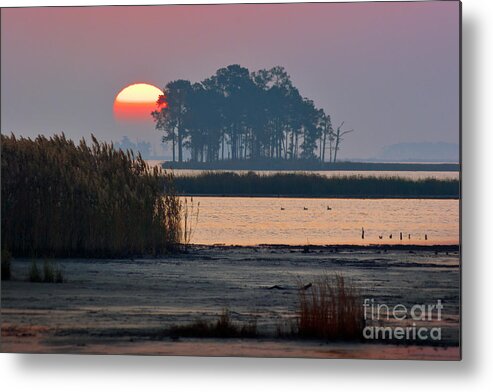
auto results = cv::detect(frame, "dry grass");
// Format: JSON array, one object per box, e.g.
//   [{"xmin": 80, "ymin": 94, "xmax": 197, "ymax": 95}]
[
  {"xmin": 181, "ymin": 196, "xmax": 200, "ymax": 249},
  {"xmin": 28, "ymin": 261, "xmax": 42, "ymax": 282},
  {"xmin": 167, "ymin": 309, "xmax": 257, "ymax": 338},
  {"xmin": 28, "ymin": 260, "xmax": 64, "ymax": 283},
  {"xmin": 1, "ymin": 133, "xmax": 181, "ymax": 257},
  {"xmin": 42, "ymin": 260, "xmax": 64, "ymax": 283},
  {"xmin": 297, "ymin": 274, "xmax": 365, "ymax": 340}
]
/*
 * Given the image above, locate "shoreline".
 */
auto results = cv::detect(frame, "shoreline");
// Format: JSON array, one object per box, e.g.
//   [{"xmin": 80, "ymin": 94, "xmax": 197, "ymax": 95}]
[
  {"xmin": 193, "ymin": 243, "xmax": 460, "ymax": 251},
  {"xmin": 6, "ymin": 243, "xmax": 460, "ymax": 260},
  {"xmin": 162, "ymin": 161, "xmax": 460, "ymax": 172},
  {"xmin": 177, "ymin": 193, "xmax": 460, "ymax": 200},
  {"xmin": 0, "ymin": 333, "xmax": 460, "ymax": 360}
]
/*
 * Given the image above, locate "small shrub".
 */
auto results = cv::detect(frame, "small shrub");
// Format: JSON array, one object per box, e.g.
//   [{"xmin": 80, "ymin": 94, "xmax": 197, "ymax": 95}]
[
  {"xmin": 167, "ymin": 309, "xmax": 257, "ymax": 338},
  {"xmin": 42, "ymin": 260, "xmax": 64, "ymax": 283},
  {"xmin": 43, "ymin": 260, "xmax": 55, "ymax": 282},
  {"xmin": 28, "ymin": 260, "xmax": 64, "ymax": 283},
  {"xmin": 214, "ymin": 309, "xmax": 237, "ymax": 337},
  {"xmin": 29, "ymin": 261, "xmax": 42, "ymax": 282},
  {"xmin": 239, "ymin": 320, "xmax": 258, "ymax": 338},
  {"xmin": 1, "ymin": 248, "xmax": 12, "ymax": 281},
  {"xmin": 297, "ymin": 274, "xmax": 365, "ymax": 340}
]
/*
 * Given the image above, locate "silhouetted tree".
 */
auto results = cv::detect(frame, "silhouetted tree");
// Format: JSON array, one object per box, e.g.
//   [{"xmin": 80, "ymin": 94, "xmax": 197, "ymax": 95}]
[
  {"xmin": 152, "ymin": 80, "xmax": 192, "ymax": 162},
  {"xmin": 152, "ymin": 93, "xmax": 175, "ymax": 161},
  {"xmin": 299, "ymin": 98, "xmax": 321, "ymax": 160},
  {"xmin": 318, "ymin": 112, "xmax": 333, "ymax": 162},
  {"xmin": 152, "ymin": 65, "xmax": 353, "ymax": 163},
  {"xmin": 333, "ymin": 122, "xmax": 354, "ymax": 163},
  {"xmin": 185, "ymin": 83, "xmax": 223, "ymax": 162}
]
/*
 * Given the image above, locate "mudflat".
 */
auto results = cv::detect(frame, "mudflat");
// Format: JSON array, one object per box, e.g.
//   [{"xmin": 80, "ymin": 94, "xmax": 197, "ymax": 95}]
[{"xmin": 1, "ymin": 245, "xmax": 460, "ymax": 359}]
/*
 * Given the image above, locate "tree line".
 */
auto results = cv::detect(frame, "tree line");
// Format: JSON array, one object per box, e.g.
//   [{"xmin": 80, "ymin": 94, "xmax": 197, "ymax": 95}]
[
  {"xmin": 114, "ymin": 136, "xmax": 152, "ymax": 159},
  {"xmin": 152, "ymin": 65, "xmax": 353, "ymax": 163}
]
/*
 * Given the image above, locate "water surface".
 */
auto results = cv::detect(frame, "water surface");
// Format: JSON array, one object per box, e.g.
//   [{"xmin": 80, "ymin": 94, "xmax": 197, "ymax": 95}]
[{"xmin": 184, "ymin": 196, "xmax": 459, "ymax": 246}]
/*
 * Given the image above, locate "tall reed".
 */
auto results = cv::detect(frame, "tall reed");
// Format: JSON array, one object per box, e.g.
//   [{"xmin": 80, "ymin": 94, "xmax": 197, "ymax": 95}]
[
  {"xmin": 181, "ymin": 197, "xmax": 200, "ymax": 247},
  {"xmin": 297, "ymin": 274, "xmax": 365, "ymax": 340},
  {"xmin": 1, "ymin": 133, "xmax": 181, "ymax": 257}
]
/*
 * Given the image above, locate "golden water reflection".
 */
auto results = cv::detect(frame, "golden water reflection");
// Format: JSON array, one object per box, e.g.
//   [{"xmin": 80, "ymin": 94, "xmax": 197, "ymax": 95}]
[{"xmin": 183, "ymin": 197, "xmax": 459, "ymax": 246}]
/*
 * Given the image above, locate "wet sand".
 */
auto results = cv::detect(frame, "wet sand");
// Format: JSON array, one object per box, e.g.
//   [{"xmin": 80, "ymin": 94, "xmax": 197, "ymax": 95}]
[{"xmin": 1, "ymin": 245, "xmax": 460, "ymax": 360}]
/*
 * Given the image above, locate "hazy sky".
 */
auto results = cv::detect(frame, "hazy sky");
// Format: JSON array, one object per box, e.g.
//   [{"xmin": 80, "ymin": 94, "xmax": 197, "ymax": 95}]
[{"xmin": 1, "ymin": 1, "xmax": 460, "ymax": 159}]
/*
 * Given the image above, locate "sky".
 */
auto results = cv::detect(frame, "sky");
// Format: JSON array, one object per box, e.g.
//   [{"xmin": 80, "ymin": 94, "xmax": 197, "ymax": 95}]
[{"xmin": 1, "ymin": 1, "xmax": 460, "ymax": 160}]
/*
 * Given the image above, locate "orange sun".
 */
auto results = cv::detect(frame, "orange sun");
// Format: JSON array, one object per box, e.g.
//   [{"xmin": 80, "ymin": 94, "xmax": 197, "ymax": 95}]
[{"xmin": 113, "ymin": 83, "xmax": 164, "ymax": 122}]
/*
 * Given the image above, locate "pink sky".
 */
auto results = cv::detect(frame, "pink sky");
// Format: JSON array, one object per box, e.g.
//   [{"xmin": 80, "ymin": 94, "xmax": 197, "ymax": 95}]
[{"xmin": 1, "ymin": 2, "xmax": 460, "ymax": 159}]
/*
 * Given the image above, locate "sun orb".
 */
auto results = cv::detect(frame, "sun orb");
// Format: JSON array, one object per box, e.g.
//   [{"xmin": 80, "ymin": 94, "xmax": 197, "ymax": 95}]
[{"xmin": 113, "ymin": 83, "xmax": 164, "ymax": 122}]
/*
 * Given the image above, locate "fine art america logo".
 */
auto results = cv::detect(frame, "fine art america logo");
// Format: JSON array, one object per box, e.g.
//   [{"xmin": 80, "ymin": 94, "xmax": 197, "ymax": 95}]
[{"xmin": 362, "ymin": 298, "xmax": 443, "ymax": 341}]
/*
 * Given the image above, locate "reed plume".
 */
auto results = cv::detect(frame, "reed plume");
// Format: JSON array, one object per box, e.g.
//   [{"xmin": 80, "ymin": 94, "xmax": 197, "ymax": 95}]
[{"xmin": 1, "ymin": 133, "xmax": 181, "ymax": 257}]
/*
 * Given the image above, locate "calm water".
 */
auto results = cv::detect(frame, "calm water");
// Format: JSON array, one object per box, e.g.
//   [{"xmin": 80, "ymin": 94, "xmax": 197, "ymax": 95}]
[{"xmin": 183, "ymin": 196, "xmax": 459, "ymax": 246}]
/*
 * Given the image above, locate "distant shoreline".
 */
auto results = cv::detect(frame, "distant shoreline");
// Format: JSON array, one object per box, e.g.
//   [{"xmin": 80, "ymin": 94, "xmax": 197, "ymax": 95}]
[
  {"xmin": 178, "ymin": 193, "xmax": 459, "ymax": 199},
  {"xmin": 162, "ymin": 161, "xmax": 460, "ymax": 172}
]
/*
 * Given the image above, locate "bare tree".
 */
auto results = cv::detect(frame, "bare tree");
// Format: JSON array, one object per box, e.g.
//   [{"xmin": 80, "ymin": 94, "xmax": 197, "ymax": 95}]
[
  {"xmin": 333, "ymin": 122, "xmax": 354, "ymax": 163},
  {"xmin": 319, "ymin": 112, "xmax": 332, "ymax": 162}
]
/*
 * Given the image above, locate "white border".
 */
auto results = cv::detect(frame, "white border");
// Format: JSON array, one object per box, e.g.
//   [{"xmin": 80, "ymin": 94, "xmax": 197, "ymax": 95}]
[{"xmin": 2, "ymin": 0, "xmax": 492, "ymax": 391}]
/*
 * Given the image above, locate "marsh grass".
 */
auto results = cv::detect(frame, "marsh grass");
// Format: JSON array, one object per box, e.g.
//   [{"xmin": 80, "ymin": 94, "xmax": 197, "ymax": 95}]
[
  {"xmin": 174, "ymin": 171, "xmax": 459, "ymax": 198},
  {"xmin": 28, "ymin": 260, "xmax": 64, "ymax": 283},
  {"xmin": 1, "ymin": 133, "xmax": 181, "ymax": 257},
  {"xmin": 1, "ymin": 248, "xmax": 12, "ymax": 281},
  {"xmin": 43, "ymin": 260, "xmax": 64, "ymax": 283},
  {"xmin": 167, "ymin": 309, "xmax": 257, "ymax": 338},
  {"xmin": 181, "ymin": 197, "xmax": 200, "ymax": 248},
  {"xmin": 29, "ymin": 261, "xmax": 42, "ymax": 282},
  {"xmin": 43, "ymin": 260, "xmax": 55, "ymax": 282},
  {"xmin": 297, "ymin": 274, "xmax": 365, "ymax": 340}
]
